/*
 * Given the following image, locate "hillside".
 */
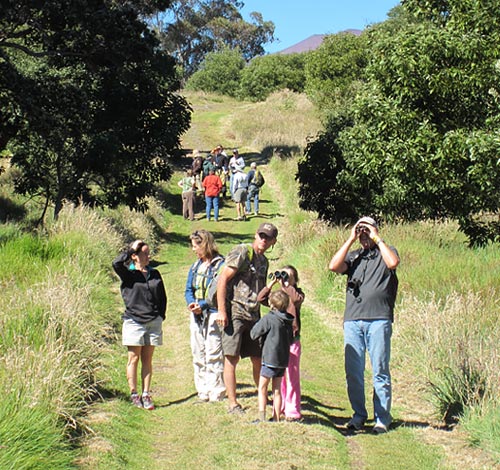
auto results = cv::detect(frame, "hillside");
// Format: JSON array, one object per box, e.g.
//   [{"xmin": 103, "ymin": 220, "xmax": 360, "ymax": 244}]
[
  {"xmin": 1, "ymin": 91, "xmax": 498, "ymax": 469},
  {"xmin": 79, "ymin": 91, "xmax": 499, "ymax": 469},
  {"xmin": 276, "ymin": 30, "xmax": 362, "ymax": 54}
]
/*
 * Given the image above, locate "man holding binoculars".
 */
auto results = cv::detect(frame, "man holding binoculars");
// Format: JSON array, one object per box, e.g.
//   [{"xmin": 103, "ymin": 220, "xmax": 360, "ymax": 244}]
[{"xmin": 329, "ymin": 216, "xmax": 399, "ymax": 434}]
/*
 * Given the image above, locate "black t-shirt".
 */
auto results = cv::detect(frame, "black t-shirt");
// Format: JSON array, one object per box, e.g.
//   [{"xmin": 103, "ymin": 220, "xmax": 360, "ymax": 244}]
[{"xmin": 343, "ymin": 246, "xmax": 399, "ymax": 322}]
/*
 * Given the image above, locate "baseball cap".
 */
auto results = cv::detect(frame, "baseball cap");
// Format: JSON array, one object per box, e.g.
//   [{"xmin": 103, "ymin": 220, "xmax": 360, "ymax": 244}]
[
  {"xmin": 257, "ymin": 223, "xmax": 278, "ymax": 239},
  {"xmin": 357, "ymin": 216, "xmax": 378, "ymax": 229}
]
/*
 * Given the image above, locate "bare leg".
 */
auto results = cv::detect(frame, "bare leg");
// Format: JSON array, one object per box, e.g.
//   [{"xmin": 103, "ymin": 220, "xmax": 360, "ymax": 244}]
[
  {"xmin": 127, "ymin": 346, "xmax": 141, "ymax": 393},
  {"xmin": 224, "ymin": 355, "xmax": 240, "ymax": 408},
  {"xmin": 141, "ymin": 345, "xmax": 155, "ymax": 392},
  {"xmin": 272, "ymin": 377, "xmax": 283, "ymax": 421},
  {"xmin": 250, "ymin": 356, "xmax": 261, "ymax": 388},
  {"xmin": 258, "ymin": 375, "xmax": 270, "ymax": 421}
]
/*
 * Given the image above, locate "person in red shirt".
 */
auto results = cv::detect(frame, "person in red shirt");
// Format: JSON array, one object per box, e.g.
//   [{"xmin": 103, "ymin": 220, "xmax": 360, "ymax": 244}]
[{"xmin": 202, "ymin": 168, "xmax": 223, "ymax": 221}]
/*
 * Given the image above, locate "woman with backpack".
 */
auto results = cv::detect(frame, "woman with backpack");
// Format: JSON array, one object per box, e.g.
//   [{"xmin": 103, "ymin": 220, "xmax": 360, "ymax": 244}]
[{"xmin": 184, "ymin": 229, "xmax": 226, "ymax": 402}]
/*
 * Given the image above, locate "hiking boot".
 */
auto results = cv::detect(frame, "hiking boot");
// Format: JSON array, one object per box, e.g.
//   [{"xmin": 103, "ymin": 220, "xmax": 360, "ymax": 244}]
[
  {"xmin": 346, "ymin": 418, "xmax": 365, "ymax": 430},
  {"xmin": 131, "ymin": 393, "xmax": 143, "ymax": 408},
  {"xmin": 142, "ymin": 393, "xmax": 154, "ymax": 410}
]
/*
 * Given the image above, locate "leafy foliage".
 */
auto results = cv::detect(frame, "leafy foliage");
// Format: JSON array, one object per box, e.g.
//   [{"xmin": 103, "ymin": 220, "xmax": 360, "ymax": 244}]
[
  {"xmin": 297, "ymin": 1, "xmax": 500, "ymax": 246},
  {"xmin": 185, "ymin": 48, "xmax": 245, "ymax": 97},
  {"xmin": 304, "ymin": 32, "xmax": 368, "ymax": 113},
  {"xmin": 1, "ymin": 0, "xmax": 191, "ymax": 220},
  {"xmin": 239, "ymin": 53, "xmax": 306, "ymax": 101}
]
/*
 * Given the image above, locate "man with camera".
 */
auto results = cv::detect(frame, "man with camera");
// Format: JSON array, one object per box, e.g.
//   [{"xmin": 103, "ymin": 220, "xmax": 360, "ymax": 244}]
[
  {"xmin": 329, "ymin": 216, "xmax": 399, "ymax": 434},
  {"xmin": 215, "ymin": 222, "xmax": 278, "ymax": 414}
]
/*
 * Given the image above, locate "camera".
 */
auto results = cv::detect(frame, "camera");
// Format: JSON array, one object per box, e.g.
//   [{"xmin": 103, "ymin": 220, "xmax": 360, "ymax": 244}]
[
  {"xmin": 347, "ymin": 278, "xmax": 362, "ymax": 290},
  {"xmin": 268, "ymin": 270, "xmax": 289, "ymax": 282}
]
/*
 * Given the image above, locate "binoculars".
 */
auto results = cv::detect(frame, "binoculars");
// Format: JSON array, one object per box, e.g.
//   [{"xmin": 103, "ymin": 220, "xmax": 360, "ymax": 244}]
[{"xmin": 269, "ymin": 270, "xmax": 289, "ymax": 282}]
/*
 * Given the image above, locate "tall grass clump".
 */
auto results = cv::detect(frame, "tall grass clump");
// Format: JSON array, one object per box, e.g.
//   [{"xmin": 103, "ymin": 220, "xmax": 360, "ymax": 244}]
[
  {"xmin": 396, "ymin": 292, "xmax": 500, "ymax": 425},
  {"xmin": 463, "ymin": 404, "xmax": 500, "ymax": 463},
  {"xmin": 0, "ymin": 203, "xmax": 145, "ymax": 468},
  {"xmin": 100, "ymin": 196, "xmax": 166, "ymax": 253}
]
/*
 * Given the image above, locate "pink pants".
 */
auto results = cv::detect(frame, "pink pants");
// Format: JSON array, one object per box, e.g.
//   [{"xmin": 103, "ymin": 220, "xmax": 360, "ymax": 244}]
[{"xmin": 281, "ymin": 340, "xmax": 302, "ymax": 419}]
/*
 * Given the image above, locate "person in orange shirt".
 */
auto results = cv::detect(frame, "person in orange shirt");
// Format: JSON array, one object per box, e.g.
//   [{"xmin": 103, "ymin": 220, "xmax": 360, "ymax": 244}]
[{"xmin": 202, "ymin": 168, "xmax": 223, "ymax": 221}]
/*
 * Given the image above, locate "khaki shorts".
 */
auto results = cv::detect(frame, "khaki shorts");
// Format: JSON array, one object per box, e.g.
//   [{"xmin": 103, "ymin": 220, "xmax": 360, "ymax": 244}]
[
  {"xmin": 122, "ymin": 316, "xmax": 163, "ymax": 346},
  {"xmin": 222, "ymin": 317, "xmax": 261, "ymax": 358},
  {"xmin": 233, "ymin": 188, "xmax": 247, "ymax": 203}
]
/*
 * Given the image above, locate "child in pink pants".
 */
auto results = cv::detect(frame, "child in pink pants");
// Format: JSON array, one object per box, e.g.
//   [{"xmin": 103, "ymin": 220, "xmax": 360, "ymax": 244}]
[{"xmin": 257, "ymin": 265, "xmax": 305, "ymax": 421}]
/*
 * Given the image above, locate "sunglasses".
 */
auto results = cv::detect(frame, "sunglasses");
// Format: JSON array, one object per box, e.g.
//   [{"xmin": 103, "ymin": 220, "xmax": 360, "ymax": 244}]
[{"xmin": 258, "ymin": 232, "xmax": 272, "ymax": 240}]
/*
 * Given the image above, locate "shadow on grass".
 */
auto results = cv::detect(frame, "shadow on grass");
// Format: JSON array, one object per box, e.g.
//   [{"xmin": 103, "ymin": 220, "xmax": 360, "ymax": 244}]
[
  {"xmin": 155, "ymin": 392, "xmax": 198, "ymax": 408},
  {"xmin": 300, "ymin": 394, "xmax": 346, "ymax": 429},
  {"xmin": 329, "ymin": 416, "xmax": 439, "ymax": 437},
  {"xmin": 0, "ymin": 195, "xmax": 27, "ymax": 222}
]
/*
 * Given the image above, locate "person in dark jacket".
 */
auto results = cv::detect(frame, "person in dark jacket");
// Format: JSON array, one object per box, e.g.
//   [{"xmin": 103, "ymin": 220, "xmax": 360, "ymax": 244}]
[
  {"xmin": 250, "ymin": 290, "xmax": 294, "ymax": 422},
  {"xmin": 112, "ymin": 240, "xmax": 167, "ymax": 410}
]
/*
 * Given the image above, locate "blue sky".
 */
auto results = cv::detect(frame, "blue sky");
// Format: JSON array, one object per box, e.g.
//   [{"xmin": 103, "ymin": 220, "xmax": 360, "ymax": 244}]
[{"xmin": 241, "ymin": 1, "xmax": 401, "ymax": 53}]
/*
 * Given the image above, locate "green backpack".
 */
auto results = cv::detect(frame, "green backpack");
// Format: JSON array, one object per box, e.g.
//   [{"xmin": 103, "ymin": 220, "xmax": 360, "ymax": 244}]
[
  {"xmin": 206, "ymin": 244, "xmax": 254, "ymax": 308},
  {"xmin": 252, "ymin": 170, "xmax": 265, "ymax": 187}
]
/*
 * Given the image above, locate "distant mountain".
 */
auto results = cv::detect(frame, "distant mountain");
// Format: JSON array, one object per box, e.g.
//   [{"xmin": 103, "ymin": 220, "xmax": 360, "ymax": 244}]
[{"xmin": 275, "ymin": 30, "xmax": 362, "ymax": 55}]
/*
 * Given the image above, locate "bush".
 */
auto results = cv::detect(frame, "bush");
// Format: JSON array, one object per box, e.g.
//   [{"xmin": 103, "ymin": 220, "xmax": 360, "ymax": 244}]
[
  {"xmin": 239, "ymin": 53, "xmax": 307, "ymax": 101},
  {"xmin": 304, "ymin": 32, "xmax": 368, "ymax": 111},
  {"xmin": 185, "ymin": 49, "xmax": 245, "ymax": 97}
]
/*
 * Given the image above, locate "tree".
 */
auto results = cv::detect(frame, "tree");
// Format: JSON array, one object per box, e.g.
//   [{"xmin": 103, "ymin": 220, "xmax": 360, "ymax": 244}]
[
  {"xmin": 239, "ymin": 53, "xmax": 306, "ymax": 102},
  {"xmin": 304, "ymin": 32, "xmax": 368, "ymax": 113},
  {"xmin": 1, "ymin": 0, "xmax": 191, "ymax": 221},
  {"xmin": 185, "ymin": 48, "xmax": 245, "ymax": 97},
  {"xmin": 297, "ymin": 1, "xmax": 500, "ymax": 246},
  {"xmin": 151, "ymin": 0, "xmax": 275, "ymax": 79}
]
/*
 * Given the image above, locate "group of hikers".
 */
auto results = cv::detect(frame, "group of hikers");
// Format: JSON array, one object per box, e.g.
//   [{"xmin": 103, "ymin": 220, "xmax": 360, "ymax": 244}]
[
  {"xmin": 178, "ymin": 146, "xmax": 265, "ymax": 222},
  {"xmin": 113, "ymin": 213, "xmax": 399, "ymax": 433}
]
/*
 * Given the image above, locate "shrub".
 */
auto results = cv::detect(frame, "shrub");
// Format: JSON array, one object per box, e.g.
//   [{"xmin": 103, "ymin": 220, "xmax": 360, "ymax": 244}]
[
  {"xmin": 185, "ymin": 48, "xmax": 245, "ymax": 97},
  {"xmin": 239, "ymin": 53, "xmax": 307, "ymax": 101}
]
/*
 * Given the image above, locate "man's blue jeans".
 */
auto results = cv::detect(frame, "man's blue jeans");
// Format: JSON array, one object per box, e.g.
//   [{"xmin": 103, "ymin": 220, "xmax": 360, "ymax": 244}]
[
  {"xmin": 205, "ymin": 195, "xmax": 219, "ymax": 221},
  {"xmin": 245, "ymin": 187, "xmax": 259, "ymax": 214},
  {"xmin": 344, "ymin": 319, "xmax": 392, "ymax": 426}
]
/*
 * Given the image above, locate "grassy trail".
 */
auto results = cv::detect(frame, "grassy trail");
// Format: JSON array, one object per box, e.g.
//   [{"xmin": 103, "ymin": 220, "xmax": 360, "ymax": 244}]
[
  {"xmin": 145, "ymin": 164, "xmax": 446, "ymax": 470},
  {"xmin": 137, "ymin": 92, "xmax": 446, "ymax": 469},
  {"xmin": 81, "ymin": 92, "xmax": 498, "ymax": 469}
]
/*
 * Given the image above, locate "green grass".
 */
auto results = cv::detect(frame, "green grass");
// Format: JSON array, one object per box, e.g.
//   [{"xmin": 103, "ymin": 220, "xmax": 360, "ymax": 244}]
[
  {"xmin": 0, "ymin": 400, "xmax": 76, "ymax": 470},
  {"xmin": 1, "ymin": 90, "xmax": 500, "ymax": 468}
]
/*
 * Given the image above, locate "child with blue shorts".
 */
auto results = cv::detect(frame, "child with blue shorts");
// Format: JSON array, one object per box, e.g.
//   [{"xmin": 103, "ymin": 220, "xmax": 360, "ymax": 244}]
[{"xmin": 250, "ymin": 290, "xmax": 294, "ymax": 422}]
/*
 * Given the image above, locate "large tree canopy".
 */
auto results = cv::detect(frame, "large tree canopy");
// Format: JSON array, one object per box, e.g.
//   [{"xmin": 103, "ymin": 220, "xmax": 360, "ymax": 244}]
[
  {"xmin": 297, "ymin": 1, "xmax": 500, "ymax": 246},
  {"xmin": 1, "ymin": 0, "xmax": 191, "ymax": 220},
  {"xmin": 151, "ymin": 0, "xmax": 275, "ymax": 78}
]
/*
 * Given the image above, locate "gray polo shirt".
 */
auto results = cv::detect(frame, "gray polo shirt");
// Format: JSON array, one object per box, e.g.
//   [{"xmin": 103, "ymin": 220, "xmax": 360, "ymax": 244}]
[{"xmin": 343, "ymin": 246, "xmax": 399, "ymax": 322}]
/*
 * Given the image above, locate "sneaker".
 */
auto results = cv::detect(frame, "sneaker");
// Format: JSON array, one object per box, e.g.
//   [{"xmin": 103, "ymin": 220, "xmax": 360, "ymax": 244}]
[
  {"xmin": 346, "ymin": 418, "xmax": 365, "ymax": 430},
  {"xmin": 131, "ymin": 393, "xmax": 143, "ymax": 408},
  {"xmin": 285, "ymin": 416, "xmax": 303, "ymax": 423},
  {"xmin": 372, "ymin": 422, "xmax": 388, "ymax": 434},
  {"xmin": 142, "ymin": 393, "xmax": 154, "ymax": 410}
]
